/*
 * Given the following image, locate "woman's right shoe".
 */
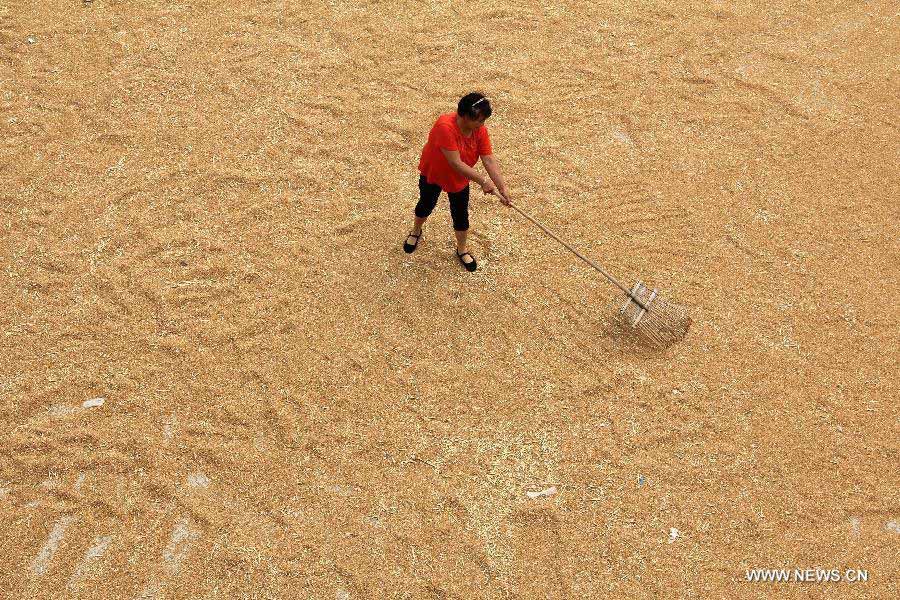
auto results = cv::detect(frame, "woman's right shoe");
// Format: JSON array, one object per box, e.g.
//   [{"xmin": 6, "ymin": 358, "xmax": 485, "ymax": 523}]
[
  {"xmin": 403, "ymin": 231, "xmax": 422, "ymax": 253},
  {"xmin": 456, "ymin": 250, "xmax": 477, "ymax": 272}
]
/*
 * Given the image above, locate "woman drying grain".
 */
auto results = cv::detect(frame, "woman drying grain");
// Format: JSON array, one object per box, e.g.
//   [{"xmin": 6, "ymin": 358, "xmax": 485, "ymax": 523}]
[{"xmin": 403, "ymin": 93, "xmax": 510, "ymax": 272}]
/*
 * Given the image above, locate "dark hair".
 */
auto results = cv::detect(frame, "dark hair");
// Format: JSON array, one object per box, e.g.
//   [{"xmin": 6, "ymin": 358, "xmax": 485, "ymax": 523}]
[{"xmin": 458, "ymin": 92, "xmax": 492, "ymax": 120}]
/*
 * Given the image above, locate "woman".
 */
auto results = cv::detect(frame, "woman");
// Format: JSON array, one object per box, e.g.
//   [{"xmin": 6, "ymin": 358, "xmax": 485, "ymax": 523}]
[{"xmin": 403, "ymin": 92, "xmax": 511, "ymax": 272}]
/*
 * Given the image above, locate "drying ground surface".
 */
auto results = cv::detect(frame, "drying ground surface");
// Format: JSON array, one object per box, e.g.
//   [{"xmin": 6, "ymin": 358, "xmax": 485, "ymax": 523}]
[{"xmin": 2, "ymin": 1, "xmax": 898, "ymax": 598}]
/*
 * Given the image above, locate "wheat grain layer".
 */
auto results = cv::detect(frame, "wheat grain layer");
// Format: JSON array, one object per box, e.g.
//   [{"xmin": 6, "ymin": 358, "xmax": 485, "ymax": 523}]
[{"xmin": 1, "ymin": 1, "xmax": 898, "ymax": 598}]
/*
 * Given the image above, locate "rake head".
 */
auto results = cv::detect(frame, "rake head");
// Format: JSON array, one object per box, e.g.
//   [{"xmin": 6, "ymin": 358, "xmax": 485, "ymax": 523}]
[{"xmin": 618, "ymin": 281, "xmax": 691, "ymax": 348}]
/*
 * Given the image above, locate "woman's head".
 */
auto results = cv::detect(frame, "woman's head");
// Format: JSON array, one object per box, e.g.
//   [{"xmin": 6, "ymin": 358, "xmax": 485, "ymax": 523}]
[{"xmin": 457, "ymin": 92, "xmax": 492, "ymax": 126}]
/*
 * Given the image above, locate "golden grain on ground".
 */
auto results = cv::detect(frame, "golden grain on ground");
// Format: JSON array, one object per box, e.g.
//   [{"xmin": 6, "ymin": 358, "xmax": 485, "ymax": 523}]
[{"xmin": 2, "ymin": 1, "xmax": 898, "ymax": 597}]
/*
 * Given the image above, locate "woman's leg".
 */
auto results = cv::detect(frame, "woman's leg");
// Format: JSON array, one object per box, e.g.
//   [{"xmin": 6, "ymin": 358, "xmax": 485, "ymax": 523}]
[
  {"xmin": 412, "ymin": 175, "xmax": 441, "ymax": 236},
  {"xmin": 454, "ymin": 229, "xmax": 468, "ymax": 253},
  {"xmin": 448, "ymin": 186, "xmax": 474, "ymax": 266}
]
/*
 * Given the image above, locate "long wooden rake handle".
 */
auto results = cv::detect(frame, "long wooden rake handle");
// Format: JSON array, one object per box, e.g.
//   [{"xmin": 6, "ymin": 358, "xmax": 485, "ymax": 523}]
[{"xmin": 503, "ymin": 199, "xmax": 636, "ymax": 300}]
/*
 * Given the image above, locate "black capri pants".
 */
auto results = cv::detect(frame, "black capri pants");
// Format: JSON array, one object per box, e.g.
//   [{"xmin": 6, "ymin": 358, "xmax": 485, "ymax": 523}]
[{"xmin": 415, "ymin": 174, "xmax": 470, "ymax": 231}]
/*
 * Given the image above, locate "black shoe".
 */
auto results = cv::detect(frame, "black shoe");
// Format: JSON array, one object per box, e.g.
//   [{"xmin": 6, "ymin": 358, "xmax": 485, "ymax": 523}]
[
  {"xmin": 456, "ymin": 250, "xmax": 477, "ymax": 272},
  {"xmin": 403, "ymin": 231, "xmax": 422, "ymax": 253}
]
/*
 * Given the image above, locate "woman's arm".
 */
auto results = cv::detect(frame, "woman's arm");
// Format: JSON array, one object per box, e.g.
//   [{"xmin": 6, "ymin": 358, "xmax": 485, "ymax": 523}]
[
  {"xmin": 440, "ymin": 148, "xmax": 488, "ymax": 186},
  {"xmin": 481, "ymin": 154, "xmax": 510, "ymax": 204},
  {"xmin": 480, "ymin": 154, "xmax": 506, "ymax": 191}
]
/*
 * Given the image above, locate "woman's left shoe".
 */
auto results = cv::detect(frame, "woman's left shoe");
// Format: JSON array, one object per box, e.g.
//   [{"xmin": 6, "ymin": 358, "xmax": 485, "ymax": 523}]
[
  {"xmin": 456, "ymin": 250, "xmax": 477, "ymax": 272},
  {"xmin": 403, "ymin": 231, "xmax": 422, "ymax": 253}
]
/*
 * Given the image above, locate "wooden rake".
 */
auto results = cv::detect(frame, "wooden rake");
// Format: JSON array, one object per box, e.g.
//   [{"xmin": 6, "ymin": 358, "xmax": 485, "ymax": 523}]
[{"xmin": 505, "ymin": 200, "xmax": 691, "ymax": 348}]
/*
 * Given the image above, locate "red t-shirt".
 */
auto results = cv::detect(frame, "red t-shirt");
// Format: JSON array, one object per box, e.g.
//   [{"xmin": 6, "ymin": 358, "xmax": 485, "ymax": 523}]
[{"xmin": 418, "ymin": 112, "xmax": 492, "ymax": 193}]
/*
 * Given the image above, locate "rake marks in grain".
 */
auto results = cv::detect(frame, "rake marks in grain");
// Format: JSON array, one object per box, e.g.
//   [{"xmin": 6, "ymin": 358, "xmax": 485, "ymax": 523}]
[{"xmin": 32, "ymin": 515, "xmax": 75, "ymax": 576}]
